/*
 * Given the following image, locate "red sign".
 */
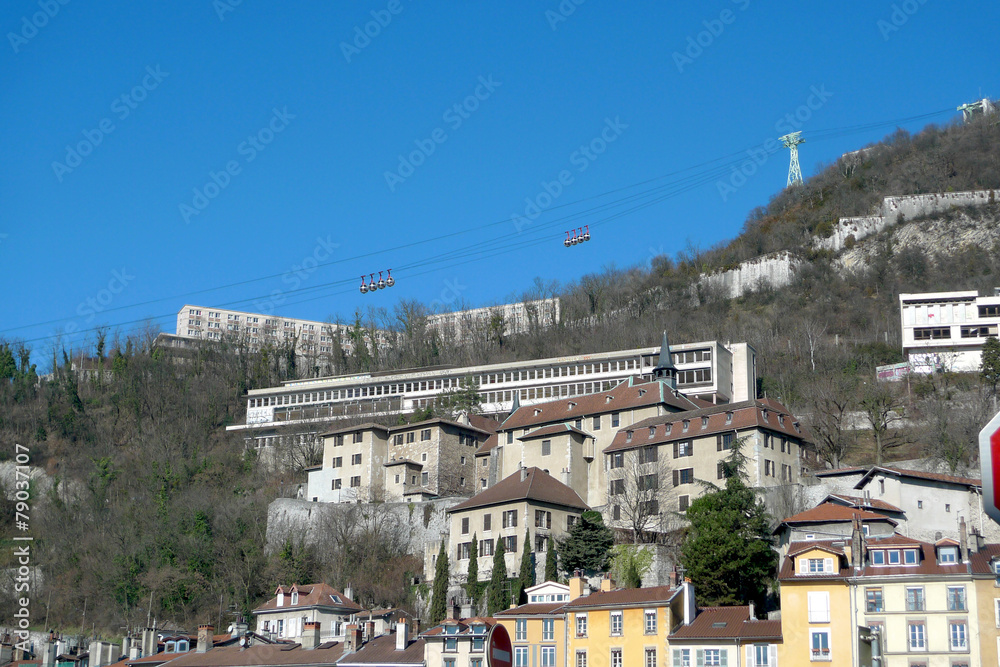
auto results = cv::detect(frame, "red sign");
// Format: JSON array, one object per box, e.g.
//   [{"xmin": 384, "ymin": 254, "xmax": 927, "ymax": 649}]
[
  {"xmin": 980, "ymin": 410, "xmax": 1000, "ymax": 524},
  {"xmin": 486, "ymin": 624, "xmax": 512, "ymax": 667}
]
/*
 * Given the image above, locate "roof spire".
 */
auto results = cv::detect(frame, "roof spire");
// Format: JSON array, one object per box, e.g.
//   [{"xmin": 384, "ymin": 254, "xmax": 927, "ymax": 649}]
[
  {"xmin": 653, "ymin": 331, "xmax": 677, "ymax": 389},
  {"xmin": 510, "ymin": 390, "xmax": 521, "ymax": 414}
]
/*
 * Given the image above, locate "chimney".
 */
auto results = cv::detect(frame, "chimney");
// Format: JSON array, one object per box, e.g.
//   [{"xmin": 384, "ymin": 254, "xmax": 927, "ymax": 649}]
[
  {"xmin": 568, "ymin": 571, "xmax": 585, "ymax": 600},
  {"xmin": 196, "ymin": 625, "xmax": 214, "ymax": 654},
  {"xmin": 230, "ymin": 620, "xmax": 248, "ymax": 639},
  {"xmin": 343, "ymin": 625, "xmax": 362, "ymax": 654},
  {"xmin": 120, "ymin": 637, "xmax": 131, "ymax": 660},
  {"xmin": 447, "ymin": 599, "xmax": 459, "ymax": 620},
  {"xmin": 850, "ymin": 515, "xmax": 864, "ymax": 570},
  {"xmin": 344, "ymin": 585, "xmax": 354, "ymax": 603},
  {"xmin": 600, "ymin": 574, "xmax": 612, "ymax": 592},
  {"xmin": 960, "ymin": 517, "xmax": 970, "ymax": 563},
  {"xmin": 682, "ymin": 579, "xmax": 696, "ymax": 626},
  {"xmin": 365, "ymin": 621, "xmax": 375, "ymax": 640},
  {"xmin": 395, "ymin": 620, "xmax": 409, "ymax": 651},
  {"xmin": 748, "ymin": 601, "xmax": 755, "ymax": 621},
  {"xmin": 141, "ymin": 628, "xmax": 157, "ymax": 657},
  {"xmin": 520, "ymin": 466, "xmax": 528, "ymax": 482},
  {"xmin": 128, "ymin": 645, "xmax": 141, "ymax": 661},
  {"xmin": 40, "ymin": 636, "xmax": 56, "ymax": 667},
  {"xmin": 301, "ymin": 622, "xmax": 321, "ymax": 650}
]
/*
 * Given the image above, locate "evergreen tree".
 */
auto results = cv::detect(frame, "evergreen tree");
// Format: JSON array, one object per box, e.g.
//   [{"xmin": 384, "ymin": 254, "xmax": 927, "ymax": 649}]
[
  {"xmin": 982, "ymin": 336, "xmax": 1000, "ymax": 397},
  {"xmin": 430, "ymin": 541, "xmax": 450, "ymax": 625},
  {"xmin": 487, "ymin": 537, "xmax": 508, "ymax": 615},
  {"xmin": 557, "ymin": 510, "xmax": 614, "ymax": 575},
  {"xmin": 544, "ymin": 535, "xmax": 558, "ymax": 582},
  {"xmin": 466, "ymin": 533, "xmax": 481, "ymax": 609},
  {"xmin": 516, "ymin": 528, "xmax": 534, "ymax": 604},
  {"xmin": 680, "ymin": 442, "xmax": 777, "ymax": 609}
]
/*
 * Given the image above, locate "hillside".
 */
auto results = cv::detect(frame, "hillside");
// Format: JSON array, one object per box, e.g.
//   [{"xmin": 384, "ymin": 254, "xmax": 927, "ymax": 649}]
[{"xmin": 2, "ymin": 109, "xmax": 1000, "ymax": 636}]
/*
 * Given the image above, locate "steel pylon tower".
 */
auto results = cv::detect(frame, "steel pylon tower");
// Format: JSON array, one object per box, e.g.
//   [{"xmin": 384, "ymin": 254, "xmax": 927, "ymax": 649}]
[{"xmin": 779, "ymin": 131, "xmax": 805, "ymax": 186}]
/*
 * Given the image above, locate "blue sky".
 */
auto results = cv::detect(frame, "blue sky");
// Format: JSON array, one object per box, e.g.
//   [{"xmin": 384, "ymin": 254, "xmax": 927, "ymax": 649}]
[{"xmin": 1, "ymin": 0, "xmax": 998, "ymax": 357}]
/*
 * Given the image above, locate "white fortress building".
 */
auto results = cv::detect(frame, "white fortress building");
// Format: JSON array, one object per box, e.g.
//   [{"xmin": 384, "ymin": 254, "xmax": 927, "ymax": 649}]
[
  {"xmin": 899, "ymin": 288, "xmax": 1000, "ymax": 373},
  {"xmin": 226, "ymin": 338, "xmax": 757, "ymax": 451}
]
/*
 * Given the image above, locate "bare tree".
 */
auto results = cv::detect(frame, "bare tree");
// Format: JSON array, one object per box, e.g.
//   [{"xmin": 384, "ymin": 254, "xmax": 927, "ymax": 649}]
[
  {"xmin": 859, "ymin": 381, "xmax": 910, "ymax": 466},
  {"xmin": 803, "ymin": 373, "xmax": 858, "ymax": 468},
  {"xmin": 607, "ymin": 445, "xmax": 673, "ymax": 543}
]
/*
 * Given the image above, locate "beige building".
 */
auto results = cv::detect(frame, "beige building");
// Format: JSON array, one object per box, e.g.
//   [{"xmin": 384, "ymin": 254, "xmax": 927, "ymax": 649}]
[
  {"xmin": 420, "ymin": 617, "xmax": 497, "ymax": 667},
  {"xmin": 485, "ymin": 371, "xmax": 704, "ymax": 508},
  {"xmin": 602, "ymin": 398, "xmax": 808, "ymax": 526},
  {"xmin": 306, "ymin": 417, "xmax": 494, "ymax": 503},
  {"xmin": 251, "ymin": 583, "xmax": 362, "ymax": 642},
  {"xmin": 441, "ymin": 467, "xmax": 589, "ymax": 587}
]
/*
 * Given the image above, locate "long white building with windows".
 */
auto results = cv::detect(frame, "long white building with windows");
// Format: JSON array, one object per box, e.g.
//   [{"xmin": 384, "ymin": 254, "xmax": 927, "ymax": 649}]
[
  {"xmin": 899, "ymin": 289, "xmax": 1000, "ymax": 373},
  {"xmin": 227, "ymin": 338, "xmax": 757, "ymax": 452}
]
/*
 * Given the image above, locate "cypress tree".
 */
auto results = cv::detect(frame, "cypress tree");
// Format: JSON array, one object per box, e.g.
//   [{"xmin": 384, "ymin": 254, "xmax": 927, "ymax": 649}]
[
  {"xmin": 516, "ymin": 528, "xmax": 534, "ymax": 604},
  {"xmin": 430, "ymin": 541, "xmax": 450, "ymax": 625},
  {"xmin": 466, "ymin": 533, "xmax": 480, "ymax": 610},
  {"xmin": 544, "ymin": 535, "xmax": 558, "ymax": 582},
  {"xmin": 487, "ymin": 537, "xmax": 508, "ymax": 615}
]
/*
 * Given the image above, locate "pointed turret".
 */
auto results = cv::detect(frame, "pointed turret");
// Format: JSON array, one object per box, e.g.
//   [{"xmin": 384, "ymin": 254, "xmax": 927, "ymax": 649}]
[
  {"xmin": 653, "ymin": 331, "xmax": 677, "ymax": 390},
  {"xmin": 510, "ymin": 390, "xmax": 521, "ymax": 415}
]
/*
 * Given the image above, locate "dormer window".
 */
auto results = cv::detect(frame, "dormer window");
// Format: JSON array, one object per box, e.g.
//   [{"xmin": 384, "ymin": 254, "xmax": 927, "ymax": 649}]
[
  {"xmin": 568, "ymin": 402, "xmax": 577, "ymax": 411},
  {"xmin": 534, "ymin": 409, "xmax": 542, "ymax": 416},
  {"xmin": 793, "ymin": 422, "xmax": 801, "ymax": 433},
  {"xmin": 290, "ymin": 591, "xmax": 299, "ymax": 605},
  {"xmin": 939, "ymin": 547, "xmax": 959, "ymax": 564},
  {"xmin": 701, "ymin": 417, "xmax": 709, "ymax": 429},
  {"xmin": 682, "ymin": 420, "xmax": 689, "ymax": 432},
  {"xmin": 778, "ymin": 415, "xmax": 785, "ymax": 426},
  {"xmin": 904, "ymin": 549, "xmax": 919, "ymax": 565},
  {"xmin": 626, "ymin": 431, "xmax": 633, "ymax": 443},
  {"xmin": 276, "ymin": 587, "xmax": 285, "ymax": 607},
  {"xmin": 648, "ymin": 426, "xmax": 656, "ymax": 438},
  {"xmin": 606, "ymin": 396, "xmax": 614, "ymax": 403},
  {"xmin": 762, "ymin": 410, "xmax": 769, "ymax": 422},
  {"xmin": 725, "ymin": 412, "xmax": 733, "ymax": 425},
  {"xmin": 638, "ymin": 389, "xmax": 646, "ymax": 397}
]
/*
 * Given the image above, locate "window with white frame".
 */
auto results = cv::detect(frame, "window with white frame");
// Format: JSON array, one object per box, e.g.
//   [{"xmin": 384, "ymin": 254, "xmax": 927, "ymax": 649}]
[
  {"xmin": 610, "ymin": 649, "xmax": 622, "ymax": 667},
  {"xmin": 576, "ymin": 614, "xmax": 587, "ymax": 637},
  {"xmin": 752, "ymin": 644, "xmax": 771, "ymax": 666},
  {"xmin": 541, "ymin": 647, "xmax": 555, "ymax": 667},
  {"xmin": 576, "ymin": 651, "xmax": 587, "ymax": 667},
  {"xmin": 672, "ymin": 649, "xmax": 691, "ymax": 667},
  {"xmin": 514, "ymin": 647, "xmax": 529, "ymax": 667},
  {"xmin": 704, "ymin": 649, "xmax": 722, "ymax": 666},
  {"xmin": 908, "ymin": 622, "xmax": 926, "ymax": 650},
  {"xmin": 807, "ymin": 591, "xmax": 830, "ymax": 623},
  {"xmin": 644, "ymin": 609, "xmax": 657, "ymax": 634},
  {"xmin": 947, "ymin": 586, "xmax": 967, "ymax": 611},
  {"xmin": 542, "ymin": 618, "xmax": 554, "ymax": 641},
  {"xmin": 610, "ymin": 611, "xmax": 623, "ymax": 636},
  {"xmin": 644, "ymin": 648, "xmax": 656, "ymax": 667},
  {"xmin": 515, "ymin": 619, "xmax": 526, "ymax": 640},
  {"xmin": 811, "ymin": 629, "xmax": 830, "ymax": 660},
  {"xmin": 950, "ymin": 621, "xmax": 968, "ymax": 650}
]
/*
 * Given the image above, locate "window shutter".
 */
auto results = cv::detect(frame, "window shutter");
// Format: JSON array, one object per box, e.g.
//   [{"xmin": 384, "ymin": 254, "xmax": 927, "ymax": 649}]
[
  {"xmin": 673, "ymin": 470, "xmax": 679, "ymax": 487},
  {"xmin": 745, "ymin": 646, "xmax": 753, "ymax": 667},
  {"xmin": 512, "ymin": 512, "xmax": 517, "ymax": 527},
  {"xmin": 824, "ymin": 558, "xmax": 833, "ymax": 573},
  {"xmin": 696, "ymin": 650, "xmax": 704, "ymax": 667},
  {"xmin": 716, "ymin": 435, "xmax": 722, "ymax": 451},
  {"xmin": 673, "ymin": 442, "xmax": 679, "ymax": 459},
  {"xmin": 768, "ymin": 645, "xmax": 777, "ymax": 667},
  {"xmin": 719, "ymin": 649, "xmax": 727, "ymax": 667},
  {"xmin": 672, "ymin": 650, "xmax": 681, "ymax": 667}
]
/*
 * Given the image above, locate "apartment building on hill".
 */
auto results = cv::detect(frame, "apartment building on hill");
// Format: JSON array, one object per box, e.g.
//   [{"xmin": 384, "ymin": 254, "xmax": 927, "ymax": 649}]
[{"xmin": 899, "ymin": 288, "xmax": 1000, "ymax": 373}]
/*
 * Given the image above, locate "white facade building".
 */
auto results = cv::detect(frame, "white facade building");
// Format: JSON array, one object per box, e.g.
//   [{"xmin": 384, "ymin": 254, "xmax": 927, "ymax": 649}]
[
  {"xmin": 226, "ymin": 339, "xmax": 758, "ymax": 452},
  {"xmin": 899, "ymin": 289, "xmax": 1000, "ymax": 373},
  {"xmin": 425, "ymin": 298, "xmax": 560, "ymax": 341}
]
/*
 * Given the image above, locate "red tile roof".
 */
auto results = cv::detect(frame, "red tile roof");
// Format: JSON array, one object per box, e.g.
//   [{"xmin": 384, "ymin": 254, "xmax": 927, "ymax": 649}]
[
  {"xmin": 824, "ymin": 494, "xmax": 903, "ymax": 513},
  {"xmin": 253, "ymin": 583, "xmax": 363, "ymax": 613},
  {"xmin": 778, "ymin": 540, "xmax": 850, "ymax": 581},
  {"xmin": 604, "ymin": 399, "xmax": 806, "ymax": 454},
  {"xmin": 421, "ymin": 618, "xmax": 496, "ymax": 637},
  {"xmin": 447, "ymin": 468, "xmax": 589, "ymax": 513},
  {"xmin": 518, "ymin": 424, "xmax": 592, "ymax": 440},
  {"xmin": 781, "ymin": 535, "xmax": 981, "ymax": 581},
  {"xmin": 777, "ymin": 503, "xmax": 897, "ymax": 527},
  {"xmin": 856, "ymin": 466, "xmax": 981, "ymax": 489},
  {"xmin": 500, "ymin": 378, "xmax": 699, "ymax": 432},
  {"xmin": 561, "ymin": 585, "xmax": 680, "ymax": 609},
  {"xmin": 165, "ymin": 641, "xmax": 346, "ymax": 667},
  {"xmin": 338, "ymin": 634, "xmax": 425, "ymax": 665},
  {"xmin": 495, "ymin": 603, "xmax": 565, "ymax": 616},
  {"xmin": 669, "ymin": 606, "xmax": 781, "ymax": 641}
]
